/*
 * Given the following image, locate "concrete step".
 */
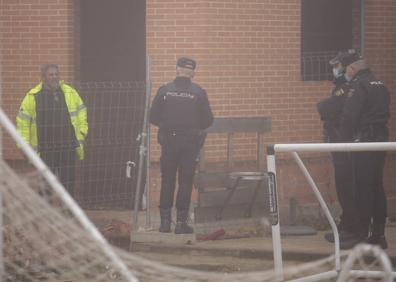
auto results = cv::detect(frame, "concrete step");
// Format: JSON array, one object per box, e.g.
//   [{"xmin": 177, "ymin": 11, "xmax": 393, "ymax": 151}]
[
  {"xmin": 130, "ymin": 232, "xmax": 331, "ymax": 264},
  {"xmin": 132, "ymin": 251, "xmax": 278, "ymax": 272},
  {"xmin": 130, "ymin": 228, "xmax": 396, "ymax": 266}
]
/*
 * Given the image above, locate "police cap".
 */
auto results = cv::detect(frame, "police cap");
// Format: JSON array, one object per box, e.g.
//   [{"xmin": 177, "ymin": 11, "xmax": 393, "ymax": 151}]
[
  {"xmin": 177, "ymin": 57, "xmax": 196, "ymax": 70},
  {"xmin": 329, "ymin": 49, "xmax": 362, "ymax": 67}
]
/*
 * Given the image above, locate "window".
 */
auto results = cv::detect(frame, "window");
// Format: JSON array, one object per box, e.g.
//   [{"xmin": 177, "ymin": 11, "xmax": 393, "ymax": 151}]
[{"xmin": 301, "ymin": 0, "xmax": 353, "ymax": 81}]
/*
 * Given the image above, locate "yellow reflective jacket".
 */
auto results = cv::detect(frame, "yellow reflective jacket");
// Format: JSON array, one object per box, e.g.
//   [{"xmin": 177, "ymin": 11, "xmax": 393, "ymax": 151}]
[{"xmin": 16, "ymin": 81, "xmax": 88, "ymax": 160}]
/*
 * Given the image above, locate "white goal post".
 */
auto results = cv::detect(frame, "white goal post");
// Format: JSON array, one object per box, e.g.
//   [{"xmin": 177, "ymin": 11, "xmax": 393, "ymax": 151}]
[{"xmin": 266, "ymin": 141, "xmax": 396, "ymax": 282}]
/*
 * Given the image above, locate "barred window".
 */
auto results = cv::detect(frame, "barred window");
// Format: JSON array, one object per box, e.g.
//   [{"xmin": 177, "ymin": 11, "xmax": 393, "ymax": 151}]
[{"xmin": 301, "ymin": 0, "xmax": 353, "ymax": 81}]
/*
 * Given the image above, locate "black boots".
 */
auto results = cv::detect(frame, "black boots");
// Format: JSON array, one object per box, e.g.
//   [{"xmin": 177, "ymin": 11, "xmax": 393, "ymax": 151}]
[
  {"xmin": 324, "ymin": 222, "xmax": 367, "ymax": 250},
  {"xmin": 367, "ymin": 223, "xmax": 388, "ymax": 249},
  {"xmin": 174, "ymin": 209, "xmax": 194, "ymax": 234},
  {"xmin": 159, "ymin": 208, "xmax": 194, "ymax": 234},
  {"xmin": 159, "ymin": 208, "xmax": 172, "ymax": 233},
  {"xmin": 325, "ymin": 222, "xmax": 388, "ymax": 250},
  {"xmin": 175, "ymin": 222, "xmax": 194, "ymax": 234}
]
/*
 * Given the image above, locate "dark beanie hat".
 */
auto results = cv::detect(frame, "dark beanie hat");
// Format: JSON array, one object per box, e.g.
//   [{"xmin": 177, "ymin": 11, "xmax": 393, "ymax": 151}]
[
  {"xmin": 329, "ymin": 49, "xmax": 362, "ymax": 67},
  {"xmin": 177, "ymin": 57, "xmax": 196, "ymax": 70}
]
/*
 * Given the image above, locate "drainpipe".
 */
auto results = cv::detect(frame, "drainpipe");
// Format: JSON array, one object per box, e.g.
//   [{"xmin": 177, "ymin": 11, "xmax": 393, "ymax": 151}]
[{"xmin": 360, "ymin": 0, "xmax": 365, "ymax": 57}]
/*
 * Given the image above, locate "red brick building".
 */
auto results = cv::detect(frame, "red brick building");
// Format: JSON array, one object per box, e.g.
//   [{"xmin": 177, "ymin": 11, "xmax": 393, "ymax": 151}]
[{"xmin": 1, "ymin": 0, "xmax": 395, "ymax": 215}]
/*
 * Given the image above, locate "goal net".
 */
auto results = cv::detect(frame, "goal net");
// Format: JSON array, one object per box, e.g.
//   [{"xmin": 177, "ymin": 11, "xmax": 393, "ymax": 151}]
[{"xmin": 1, "ymin": 107, "xmax": 394, "ymax": 282}]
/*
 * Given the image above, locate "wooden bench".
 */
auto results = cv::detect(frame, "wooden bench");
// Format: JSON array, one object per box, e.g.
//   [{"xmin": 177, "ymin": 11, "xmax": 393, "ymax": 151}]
[{"xmin": 194, "ymin": 117, "xmax": 272, "ymax": 229}]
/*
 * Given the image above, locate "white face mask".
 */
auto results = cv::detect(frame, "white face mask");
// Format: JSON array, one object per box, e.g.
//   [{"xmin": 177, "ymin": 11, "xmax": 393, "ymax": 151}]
[{"xmin": 332, "ymin": 67, "xmax": 344, "ymax": 78}]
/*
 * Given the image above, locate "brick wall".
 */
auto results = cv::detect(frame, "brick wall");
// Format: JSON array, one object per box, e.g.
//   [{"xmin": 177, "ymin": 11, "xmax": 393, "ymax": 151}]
[
  {"xmin": 0, "ymin": 0, "xmax": 78, "ymax": 159},
  {"xmin": 146, "ymin": 0, "xmax": 396, "ymax": 205},
  {"xmin": 1, "ymin": 0, "xmax": 395, "ymax": 207},
  {"xmin": 147, "ymin": 0, "xmax": 318, "ymax": 162},
  {"xmin": 146, "ymin": 0, "xmax": 396, "ymax": 158},
  {"xmin": 364, "ymin": 0, "xmax": 396, "ymax": 134}
]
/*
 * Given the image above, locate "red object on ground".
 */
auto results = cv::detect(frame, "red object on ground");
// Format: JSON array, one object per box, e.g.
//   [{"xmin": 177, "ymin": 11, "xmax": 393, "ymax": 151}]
[{"xmin": 200, "ymin": 228, "xmax": 226, "ymax": 241}]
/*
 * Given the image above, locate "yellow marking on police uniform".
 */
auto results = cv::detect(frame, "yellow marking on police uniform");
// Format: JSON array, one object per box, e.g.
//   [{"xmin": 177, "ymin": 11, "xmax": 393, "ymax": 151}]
[{"xmin": 335, "ymin": 88, "xmax": 344, "ymax": 96}]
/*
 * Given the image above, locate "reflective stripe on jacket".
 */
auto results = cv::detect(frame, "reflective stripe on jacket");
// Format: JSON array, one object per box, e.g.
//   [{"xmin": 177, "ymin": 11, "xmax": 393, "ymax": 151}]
[{"xmin": 16, "ymin": 81, "xmax": 88, "ymax": 160}]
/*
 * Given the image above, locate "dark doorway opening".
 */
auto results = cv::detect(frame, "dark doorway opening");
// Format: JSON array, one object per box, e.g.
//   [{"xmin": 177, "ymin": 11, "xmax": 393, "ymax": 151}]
[
  {"xmin": 75, "ymin": 0, "xmax": 146, "ymax": 209},
  {"xmin": 79, "ymin": 0, "xmax": 145, "ymax": 81}
]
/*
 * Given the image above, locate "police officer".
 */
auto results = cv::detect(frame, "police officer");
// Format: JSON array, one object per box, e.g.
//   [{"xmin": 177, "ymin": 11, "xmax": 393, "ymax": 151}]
[
  {"xmin": 150, "ymin": 57, "xmax": 214, "ymax": 234},
  {"xmin": 338, "ymin": 49, "xmax": 390, "ymax": 249},
  {"xmin": 317, "ymin": 51, "xmax": 360, "ymax": 245}
]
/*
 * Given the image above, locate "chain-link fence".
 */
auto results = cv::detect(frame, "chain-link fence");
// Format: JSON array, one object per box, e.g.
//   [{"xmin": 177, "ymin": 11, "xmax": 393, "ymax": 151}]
[{"xmin": 5, "ymin": 81, "xmax": 147, "ymax": 210}]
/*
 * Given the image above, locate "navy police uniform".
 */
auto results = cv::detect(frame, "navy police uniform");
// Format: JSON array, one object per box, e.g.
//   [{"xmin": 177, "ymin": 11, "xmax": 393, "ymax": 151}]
[
  {"xmin": 318, "ymin": 49, "xmax": 391, "ymax": 249},
  {"xmin": 340, "ymin": 67, "xmax": 390, "ymax": 244},
  {"xmin": 150, "ymin": 57, "xmax": 214, "ymax": 234},
  {"xmin": 317, "ymin": 75, "xmax": 360, "ymax": 235}
]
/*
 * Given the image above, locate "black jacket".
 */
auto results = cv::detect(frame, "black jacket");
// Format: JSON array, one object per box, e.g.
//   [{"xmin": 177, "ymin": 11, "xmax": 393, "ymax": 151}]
[
  {"xmin": 339, "ymin": 69, "xmax": 390, "ymax": 142},
  {"xmin": 317, "ymin": 77, "xmax": 349, "ymax": 142},
  {"xmin": 149, "ymin": 77, "xmax": 214, "ymax": 132}
]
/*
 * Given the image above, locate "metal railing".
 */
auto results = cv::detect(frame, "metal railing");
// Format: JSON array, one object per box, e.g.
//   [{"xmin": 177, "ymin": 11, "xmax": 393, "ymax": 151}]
[{"xmin": 266, "ymin": 142, "xmax": 396, "ymax": 281}]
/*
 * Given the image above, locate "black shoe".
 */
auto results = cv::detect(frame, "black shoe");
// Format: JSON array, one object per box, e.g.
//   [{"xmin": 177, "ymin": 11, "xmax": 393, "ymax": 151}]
[
  {"xmin": 324, "ymin": 232, "xmax": 335, "ymax": 243},
  {"xmin": 367, "ymin": 235, "xmax": 388, "ymax": 249},
  {"xmin": 175, "ymin": 209, "xmax": 194, "ymax": 234},
  {"xmin": 159, "ymin": 208, "xmax": 172, "ymax": 233},
  {"xmin": 324, "ymin": 232, "xmax": 334, "ymax": 243},
  {"xmin": 339, "ymin": 233, "xmax": 367, "ymax": 250},
  {"xmin": 159, "ymin": 222, "xmax": 171, "ymax": 233},
  {"xmin": 174, "ymin": 222, "xmax": 194, "ymax": 234}
]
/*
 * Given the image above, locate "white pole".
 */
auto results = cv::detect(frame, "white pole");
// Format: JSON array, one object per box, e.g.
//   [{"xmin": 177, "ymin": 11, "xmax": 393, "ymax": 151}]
[
  {"xmin": 145, "ymin": 56, "xmax": 152, "ymax": 229},
  {"xmin": 267, "ymin": 142, "xmax": 396, "ymax": 281},
  {"xmin": 266, "ymin": 153, "xmax": 284, "ymax": 281},
  {"xmin": 0, "ymin": 109, "xmax": 139, "ymax": 282},
  {"xmin": 0, "ymin": 54, "xmax": 3, "ymax": 160},
  {"xmin": 133, "ymin": 56, "xmax": 152, "ymax": 228},
  {"xmin": 0, "ymin": 192, "xmax": 4, "ymax": 281},
  {"xmin": 274, "ymin": 142, "xmax": 396, "ymax": 153},
  {"xmin": 292, "ymin": 152, "xmax": 341, "ymax": 272}
]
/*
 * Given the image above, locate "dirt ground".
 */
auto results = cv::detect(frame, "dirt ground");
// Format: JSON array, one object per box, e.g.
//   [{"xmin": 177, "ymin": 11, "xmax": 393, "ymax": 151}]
[
  {"xmin": 86, "ymin": 209, "xmax": 396, "ymax": 277},
  {"xmin": 86, "ymin": 209, "xmax": 294, "ymax": 273}
]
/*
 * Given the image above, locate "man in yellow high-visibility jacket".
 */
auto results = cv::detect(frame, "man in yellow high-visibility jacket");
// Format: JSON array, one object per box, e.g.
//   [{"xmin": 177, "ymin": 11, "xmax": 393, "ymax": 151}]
[{"xmin": 16, "ymin": 64, "xmax": 88, "ymax": 197}]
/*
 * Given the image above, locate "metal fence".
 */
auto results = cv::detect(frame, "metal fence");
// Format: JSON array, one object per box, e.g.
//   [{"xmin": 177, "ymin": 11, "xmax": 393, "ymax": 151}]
[{"xmin": 3, "ymin": 81, "xmax": 147, "ymax": 210}]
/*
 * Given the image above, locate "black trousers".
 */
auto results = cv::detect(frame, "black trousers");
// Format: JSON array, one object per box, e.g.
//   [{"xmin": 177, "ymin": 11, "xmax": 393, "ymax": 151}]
[
  {"xmin": 40, "ymin": 148, "xmax": 76, "ymax": 197},
  {"xmin": 354, "ymin": 150, "xmax": 387, "ymax": 234},
  {"xmin": 331, "ymin": 152, "xmax": 360, "ymax": 232},
  {"xmin": 159, "ymin": 133, "xmax": 200, "ymax": 211}
]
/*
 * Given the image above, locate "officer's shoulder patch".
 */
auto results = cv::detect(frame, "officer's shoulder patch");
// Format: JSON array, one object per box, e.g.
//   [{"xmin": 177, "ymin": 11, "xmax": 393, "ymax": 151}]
[{"xmin": 335, "ymin": 88, "xmax": 345, "ymax": 96}]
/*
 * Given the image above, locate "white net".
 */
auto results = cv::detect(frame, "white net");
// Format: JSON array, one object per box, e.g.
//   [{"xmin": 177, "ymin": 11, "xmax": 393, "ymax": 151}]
[
  {"xmin": 0, "ymin": 156, "xmax": 351, "ymax": 281},
  {"xmin": 338, "ymin": 244, "xmax": 395, "ymax": 282},
  {"xmin": 0, "ymin": 155, "xmax": 319, "ymax": 282},
  {"xmin": 1, "ymin": 161, "xmax": 127, "ymax": 281},
  {"xmin": 1, "ymin": 108, "xmax": 395, "ymax": 281}
]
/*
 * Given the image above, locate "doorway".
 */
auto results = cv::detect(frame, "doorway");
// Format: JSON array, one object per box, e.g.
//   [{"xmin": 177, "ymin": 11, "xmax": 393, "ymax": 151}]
[
  {"xmin": 76, "ymin": 0, "xmax": 146, "ymax": 209},
  {"xmin": 79, "ymin": 0, "xmax": 145, "ymax": 81}
]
